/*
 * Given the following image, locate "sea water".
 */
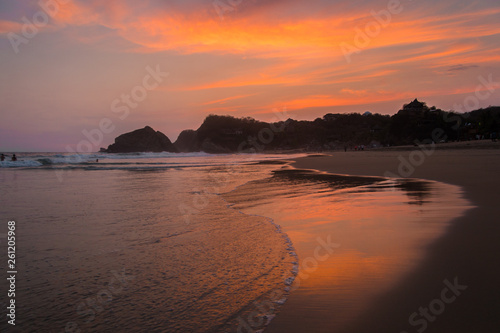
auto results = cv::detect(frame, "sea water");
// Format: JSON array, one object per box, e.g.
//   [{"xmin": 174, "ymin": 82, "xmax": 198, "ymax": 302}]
[
  {"xmin": 0, "ymin": 152, "xmax": 304, "ymax": 333},
  {"xmin": 0, "ymin": 153, "xmax": 471, "ymax": 333}
]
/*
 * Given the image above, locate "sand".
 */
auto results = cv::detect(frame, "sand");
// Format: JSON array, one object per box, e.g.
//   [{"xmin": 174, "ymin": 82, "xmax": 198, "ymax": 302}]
[{"xmin": 266, "ymin": 144, "xmax": 500, "ymax": 333}]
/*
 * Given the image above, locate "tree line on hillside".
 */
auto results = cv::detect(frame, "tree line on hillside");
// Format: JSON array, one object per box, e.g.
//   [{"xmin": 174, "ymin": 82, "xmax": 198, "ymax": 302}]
[{"xmin": 173, "ymin": 99, "xmax": 500, "ymax": 153}]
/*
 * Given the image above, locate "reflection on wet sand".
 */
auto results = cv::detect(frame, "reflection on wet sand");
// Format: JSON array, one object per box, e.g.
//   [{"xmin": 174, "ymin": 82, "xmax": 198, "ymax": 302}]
[{"xmin": 223, "ymin": 167, "xmax": 471, "ymax": 333}]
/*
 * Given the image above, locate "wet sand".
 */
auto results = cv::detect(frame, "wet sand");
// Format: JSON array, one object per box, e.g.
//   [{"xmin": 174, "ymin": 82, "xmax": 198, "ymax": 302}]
[{"xmin": 267, "ymin": 147, "xmax": 500, "ymax": 333}]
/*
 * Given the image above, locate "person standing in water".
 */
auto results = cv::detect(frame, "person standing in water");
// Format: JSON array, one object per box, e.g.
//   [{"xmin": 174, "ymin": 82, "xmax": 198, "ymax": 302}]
[
  {"xmin": 1, "ymin": 154, "xmax": 5, "ymax": 161},
  {"xmin": 11, "ymin": 154, "xmax": 17, "ymax": 161}
]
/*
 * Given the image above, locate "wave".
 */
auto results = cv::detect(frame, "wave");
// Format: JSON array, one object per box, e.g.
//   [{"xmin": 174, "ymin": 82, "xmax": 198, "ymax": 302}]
[
  {"xmin": 0, "ymin": 152, "xmax": 210, "ymax": 168},
  {"xmin": 0, "ymin": 160, "xmax": 43, "ymax": 168},
  {"xmin": 96, "ymin": 151, "xmax": 213, "ymax": 159},
  {"xmin": 0, "ymin": 152, "xmax": 306, "ymax": 170}
]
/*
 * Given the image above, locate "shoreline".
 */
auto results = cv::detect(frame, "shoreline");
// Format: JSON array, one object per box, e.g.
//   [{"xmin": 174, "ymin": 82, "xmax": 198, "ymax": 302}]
[
  {"xmin": 227, "ymin": 156, "xmax": 471, "ymax": 332},
  {"xmin": 217, "ymin": 169, "xmax": 299, "ymax": 333},
  {"xmin": 266, "ymin": 148, "xmax": 500, "ymax": 332}
]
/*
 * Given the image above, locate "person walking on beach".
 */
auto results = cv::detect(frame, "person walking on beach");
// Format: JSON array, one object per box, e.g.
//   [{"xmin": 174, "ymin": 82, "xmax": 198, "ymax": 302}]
[
  {"xmin": 1, "ymin": 154, "xmax": 5, "ymax": 161},
  {"xmin": 11, "ymin": 154, "xmax": 17, "ymax": 161}
]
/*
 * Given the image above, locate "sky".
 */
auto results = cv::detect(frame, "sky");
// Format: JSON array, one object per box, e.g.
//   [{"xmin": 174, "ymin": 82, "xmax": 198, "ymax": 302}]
[{"xmin": 0, "ymin": 0, "xmax": 499, "ymax": 152}]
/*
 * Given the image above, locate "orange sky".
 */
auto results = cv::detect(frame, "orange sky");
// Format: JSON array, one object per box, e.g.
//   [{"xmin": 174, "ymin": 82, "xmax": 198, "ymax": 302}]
[{"xmin": 0, "ymin": 0, "xmax": 499, "ymax": 151}]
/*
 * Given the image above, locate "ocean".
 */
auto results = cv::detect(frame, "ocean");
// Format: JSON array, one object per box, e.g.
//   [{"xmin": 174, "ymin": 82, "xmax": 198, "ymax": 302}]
[{"xmin": 0, "ymin": 152, "xmax": 471, "ymax": 332}]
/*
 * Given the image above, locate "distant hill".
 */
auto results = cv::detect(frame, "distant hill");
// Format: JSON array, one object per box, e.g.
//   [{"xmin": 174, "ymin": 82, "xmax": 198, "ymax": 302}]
[{"xmin": 173, "ymin": 100, "xmax": 499, "ymax": 152}]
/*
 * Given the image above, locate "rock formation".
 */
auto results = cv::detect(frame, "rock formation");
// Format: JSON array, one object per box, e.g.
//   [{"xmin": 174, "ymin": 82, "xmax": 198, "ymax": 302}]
[{"xmin": 106, "ymin": 126, "xmax": 177, "ymax": 153}]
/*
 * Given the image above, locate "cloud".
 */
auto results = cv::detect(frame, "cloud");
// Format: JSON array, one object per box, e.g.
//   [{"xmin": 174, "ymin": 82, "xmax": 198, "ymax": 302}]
[
  {"xmin": 201, "ymin": 93, "xmax": 258, "ymax": 105},
  {"xmin": 447, "ymin": 64, "xmax": 479, "ymax": 72},
  {"xmin": 341, "ymin": 89, "xmax": 368, "ymax": 96},
  {"xmin": 1, "ymin": 0, "xmax": 500, "ymax": 151},
  {"xmin": 4, "ymin": 0, "xmax": 499, "ymax": 62},
  {"xmin": 0, "ymin": 20, "xmax": 22, "ymax": 34}
]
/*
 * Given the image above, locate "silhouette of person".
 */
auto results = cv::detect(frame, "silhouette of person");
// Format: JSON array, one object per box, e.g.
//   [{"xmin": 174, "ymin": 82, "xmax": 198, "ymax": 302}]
[
  {"xmin": 1, "ymin": 154, "xmax": 5, "ymax": 161},
  {"xmin": 11, "ymin": 154, "xmax": 17, "ymax": 161}
]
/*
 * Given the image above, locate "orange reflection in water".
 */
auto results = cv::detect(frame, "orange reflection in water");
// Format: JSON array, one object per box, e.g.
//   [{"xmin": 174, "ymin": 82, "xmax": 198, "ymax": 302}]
[{"xmin": 224, "ymin": 171, "xmax": 472, "ymax": 331}]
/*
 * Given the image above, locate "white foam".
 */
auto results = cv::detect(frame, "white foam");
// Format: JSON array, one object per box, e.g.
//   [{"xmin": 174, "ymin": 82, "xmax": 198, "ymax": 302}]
[
  {"xmin": 256, "ymin": 314, "xmax": 277, "ymax": 327},
  {"xmin": 264, "ymin": 314, "xmax": 276, "ymax": 325},
  {"xmin": 274, "ymin": 298, "xmax": 287, "ymax": 305},
  {"xmin": 99, "ymin": 151, "xmax": 211, "ymax": 159},
  {"xmin": 0, "ymin": 160, "xmax": 42, "ymax": 168}
]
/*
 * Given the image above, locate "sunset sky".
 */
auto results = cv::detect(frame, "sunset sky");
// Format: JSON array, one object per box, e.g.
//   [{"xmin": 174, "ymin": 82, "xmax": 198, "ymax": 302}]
[{"xmin": 1, "ymin": 0, "xmax": 499, "ymax": 151}]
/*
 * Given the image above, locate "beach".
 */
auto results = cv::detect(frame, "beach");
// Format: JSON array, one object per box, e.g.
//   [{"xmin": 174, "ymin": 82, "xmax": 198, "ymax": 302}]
[
  {"xmin": 265, "ymin": 145, "xmax": 500, "ymax": 332},
  {"xmin": 3, "ymin": 0, "xmax": 500, "ymax": 331},
  {"xmin": 0, "ymin": 147, "xmax": 499, "ymax": 332}
]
